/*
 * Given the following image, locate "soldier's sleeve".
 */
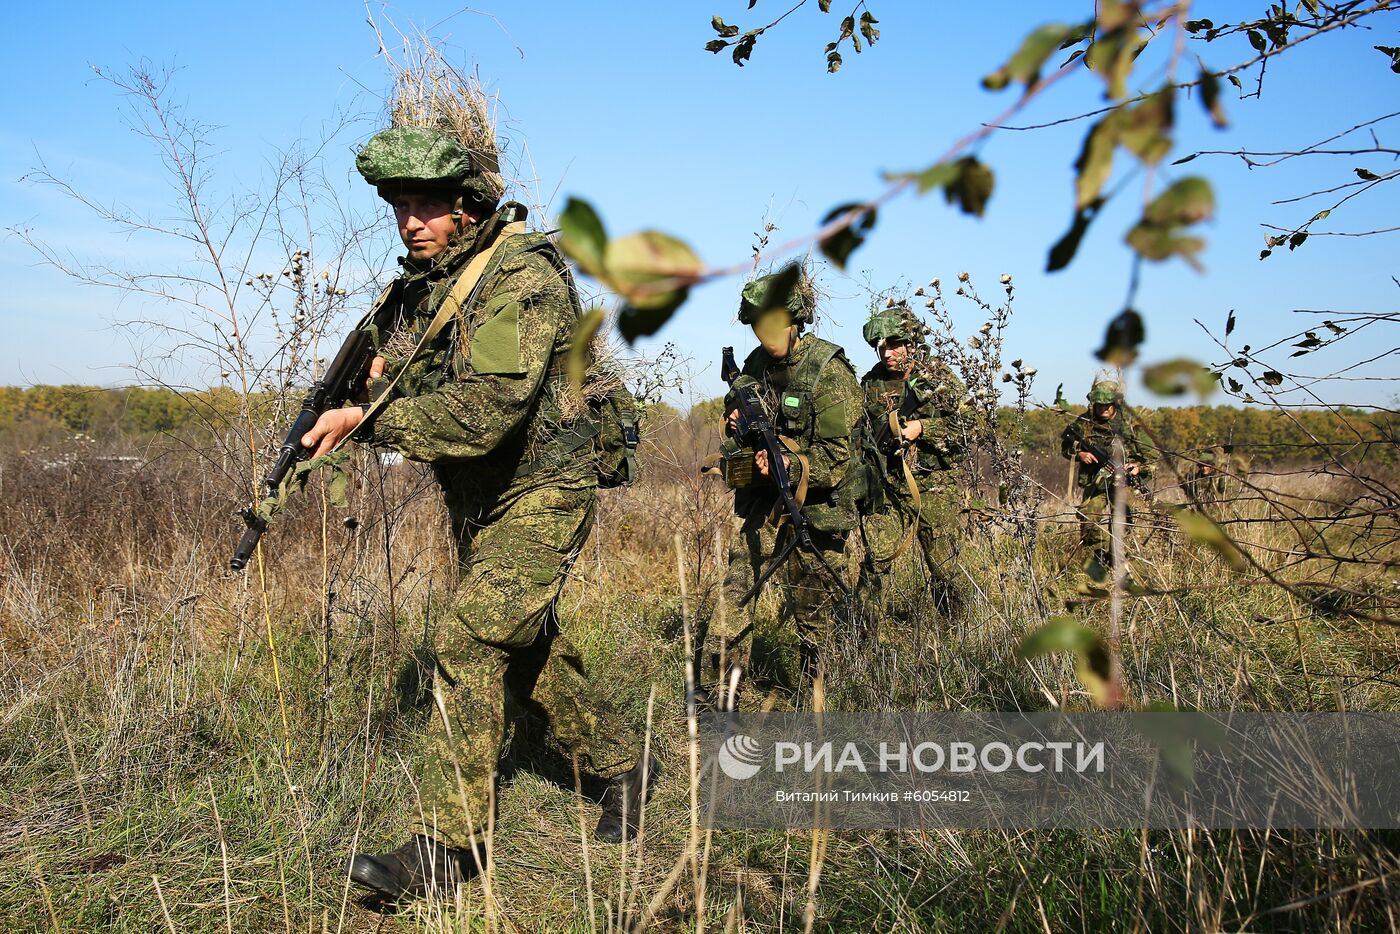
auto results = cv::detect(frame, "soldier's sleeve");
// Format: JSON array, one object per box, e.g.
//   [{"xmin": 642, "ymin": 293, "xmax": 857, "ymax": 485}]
[
  {"xmin": 801, "ymin": 358, "xmax": 861, "ymax": 490},
  {"xmin": 915, "ymin": 366, "xmax": 966, "ymax": 458},
  {"xmin": 368, "ymin": 250, "xmax": 568, "ymax": 462},
  {"xmin": 1060, "ymin": 417, "xmax": 1084, "ymax": 459}
]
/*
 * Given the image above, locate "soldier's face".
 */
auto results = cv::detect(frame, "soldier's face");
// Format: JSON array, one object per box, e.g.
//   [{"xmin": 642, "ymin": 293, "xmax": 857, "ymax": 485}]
[
  {"xmin": 393, "ymin": 192, "xmax": 459, "ymax": 261},
  {"xmin": 1092, "ymin": 402, "xmax": 1117, "ymax": 420},
  {"xmin": 754, "ymin": 322, "xmax": 796, "ymax": 359},
  {"xmin": 881, "ymin": 338, "xmax": 912, "ymax": 373}
]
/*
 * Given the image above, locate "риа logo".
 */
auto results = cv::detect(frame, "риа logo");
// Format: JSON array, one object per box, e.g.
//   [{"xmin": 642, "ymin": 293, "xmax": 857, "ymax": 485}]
[{"xmin": 717, "ymin": 733, "xmax": 763, "ymax": 780}]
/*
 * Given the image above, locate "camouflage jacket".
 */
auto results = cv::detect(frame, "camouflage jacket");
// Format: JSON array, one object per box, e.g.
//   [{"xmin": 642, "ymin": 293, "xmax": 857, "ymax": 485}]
[
  {"xmin": 1060, "ymin": 409, "xmax": 1156, "ymax": 493},
  {"xmin": 726, "ymin": 335, "xmax": 863, "ymax": 533},
  {"xmin": 365, "ymin": 222, "xmax": 593, "ymax": 510},
  {"xmin": 860, "ymin": 360, "xmax": 966, "ymax": 492}
]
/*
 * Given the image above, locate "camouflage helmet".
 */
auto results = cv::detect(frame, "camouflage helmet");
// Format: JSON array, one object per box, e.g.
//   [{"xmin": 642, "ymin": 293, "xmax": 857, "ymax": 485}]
[
  {"xmin": 737, "ymin": 270, "xmax": 815, "ymax": 326},
  {"xmin": 1087, "ymin": 374, "xmax": 1123, "ymax": 404},
  {"xmin": 356, "ymin": 126, "xmax": 501, "ymax": 204},
  {"xmin": 862, "ymin": 307, "xmax": 923, "ymax": 348}
]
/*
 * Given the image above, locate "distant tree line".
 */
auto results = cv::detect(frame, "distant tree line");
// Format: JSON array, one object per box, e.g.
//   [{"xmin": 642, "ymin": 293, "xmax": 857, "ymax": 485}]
[{"xmin": 0, "ymin": 385, "xmax": 1393, "ymax": 469}]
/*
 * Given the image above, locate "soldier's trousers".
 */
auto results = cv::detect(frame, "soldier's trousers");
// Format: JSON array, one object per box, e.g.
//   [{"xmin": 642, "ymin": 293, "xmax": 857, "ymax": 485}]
[
  {"xmin": 707, "ymin": 511, "xmax": 850, "ymax": 705},
  {"xmin": 858, "ymin": 480, "xmax": 962, "ymax": 615},
  {"xmin": 413, "ymin": 476, "xmax": 639, "ymax": 849},
  {"xmin": 1076, "ymin": 485, "xmax": 1152, "ymax": 564}
]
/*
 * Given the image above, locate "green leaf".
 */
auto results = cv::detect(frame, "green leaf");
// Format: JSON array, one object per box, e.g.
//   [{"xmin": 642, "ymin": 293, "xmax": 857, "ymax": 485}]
[
  {"xmin": 1288, "ymin": 231, "xmax": 1308, "ymax": 251},
  {"xmin": 704, "ymin": 39, "xmax": 728, "ymax": 53},
  {"xmin": 732, "ymin": 33, "xmax": 756, "ymax": 66},
  {"xmin": 818, "ymin": 203, "xmax": 877, "ymax": 270},
  {"xmin": 1142, "ymin": 358, "xmax": 1217, "ymax": 399},
  {"xmin": 1074, "ymin": 113, "xmax": 1120, "ymax": 209},
  {"xmin": 749, "ymin": 262, "xmax": 801, "ymax": 346},
  {"xmin": 1046, "ymin": 198, "xmax": 1104, "ymax": 272},
  {"xmin": 1085, "ymin": 28, "xmax": 1145, "ymax": 99},
  {"xmin": 1054, "ymin": 382, "xmax": 1069, "ymax": 410},
  {"xmin": 566, "ymin": 307, "xmax": 605, "ymax": 395},
  {"xmin": 1309, "ymin": 209, "xmax": 1331, "ymax": 223},
  {"xmin": 1227, "ymin": 377, "xmax": 1243, "ymax": 393},
  {"xmin": 711, "ymin": 15, "xmax": 740, "ymax": 38},
  {"xmin": 1355, "ymin": 167, "xmax": 1381, "ymax": 181},
  {"xmin": 827, "ymin": 50, "xmax": 843, "ymax": 73},
  {"xmin": 1199, "ymin": 69, "xmax": 1228, "ymax": 128},
  {"xmin": 1173, "ymin": 507, "xmax": 1247, "ymax": 570},
  {"xmin": 1095, "ymin": 308, "xmax": 1145, "ymax": 367},
  {"xmin": 859, "ymin": 11, "xmax": 880, "ymax": 46},
  {"xmin": 1376, "ymin": 45, "xmax": 1400, "ymax": 74},
  {"xmin": 1117, "ymin": 89, "xmax": 1174, "ymax": 165},
  {"xmin": 884, "ymin": 160, "xmax": 957, "ymax": 194},
  {"xmin": 1018, "ymin": 616, "xmax": 1113, "ymax": 707},
  {"xmin": 1247, "ymin": 29, "xmax": 1266, "ymax": 53},
  {"xmin": 1225, "ymin": 309, "xmax": 1235, "ymax": 336},
  {"xmin": 603, "ymin": 229, "xmax": 702, "ymax": 314},
  {"xmin": 617, "ymin": 301, "xmax": 687, "ymax": 343},
  {"xmin": 943, "ymin": 156, "xmax": 994, "ymax": 217},
  {"xmin": 1126, "ymin": 177, "xmax": 1215, "ymax": 269},
  {"xmin": 1260, "ymin": 369, "xmax": 1284, "ymax": 386},
  {"xmin": 983, "ymin": 22, "xmax": 1078, "ymax": 91},
  {"xmin": 1227, "ymin": 74, "xmax": 1243, "ymax": 90},
  {"xmin": 556, "ymin": 197, "xmax": 608, "ymax": 279},
  {"xmin": 818, "ymin": 0, "xmax": 832, "ymax": 11}
]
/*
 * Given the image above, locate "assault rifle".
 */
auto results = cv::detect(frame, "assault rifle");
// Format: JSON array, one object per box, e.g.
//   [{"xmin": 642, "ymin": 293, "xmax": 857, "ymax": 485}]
[
  {"xmin": 721, "ymin": 346, "xmax": 850, "ymax": 606},
  {"xmin": 229, "ymin": 320, "xmax": 384, "ymax": 571},
  {"xmin": 869, "ymin": 379, "xmax": 923, "ymax": 457},
  {"xmin": 230, "ymin": 205, "xmax": 523, "ymax": 571},
  {"xmin": 1074, "ymin": 437, "xmax": 1150, "ymax": 493}
]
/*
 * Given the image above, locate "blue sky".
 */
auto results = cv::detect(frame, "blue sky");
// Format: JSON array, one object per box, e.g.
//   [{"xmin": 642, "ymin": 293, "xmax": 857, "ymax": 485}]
[{"xmin": 2, "ymin": 1, "xmax": 1396, "ymax": 407}]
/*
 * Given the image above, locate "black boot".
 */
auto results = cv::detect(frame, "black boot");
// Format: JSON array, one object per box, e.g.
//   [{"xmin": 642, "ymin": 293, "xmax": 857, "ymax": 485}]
[
  {"xmin": 594, "ymin": 753, "xmax": 662, "ymax": 844},
  {"xmin": 348, "ymin": 834, "xmax": 479, "ymax": 902}
]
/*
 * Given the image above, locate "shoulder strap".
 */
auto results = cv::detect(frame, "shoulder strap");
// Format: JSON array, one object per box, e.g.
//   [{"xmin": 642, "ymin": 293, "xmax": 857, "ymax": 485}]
[{"xmin": 329, "ymin": 220, "xmax": 527, "ymax": 455}]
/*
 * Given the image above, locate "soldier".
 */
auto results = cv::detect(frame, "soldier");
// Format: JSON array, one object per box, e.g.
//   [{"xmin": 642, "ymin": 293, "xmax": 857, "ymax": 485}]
[
  {"xmin": 700, "ymin": 270, "xmax": 862, "ymax": 709},
  {"xmin": 856, "ymin": 305, "xmax": 967, "ymax": 621},
  {"xmin": 1184, "ymin": 444, "xmax": 1250, "ymax": 511},
  {"xmin": 1060, "ymin": 373, "xmax": 1157, "ymax": 568},
  {"xmin": 300, "ymin": 125, "xmax": 655, "ymax": 901}
]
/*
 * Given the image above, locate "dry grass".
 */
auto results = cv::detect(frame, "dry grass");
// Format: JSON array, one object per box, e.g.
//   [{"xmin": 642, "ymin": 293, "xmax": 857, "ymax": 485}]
[{"xmin": 2, "ymin": 417, "xmax": 1399, "ymax": 932}]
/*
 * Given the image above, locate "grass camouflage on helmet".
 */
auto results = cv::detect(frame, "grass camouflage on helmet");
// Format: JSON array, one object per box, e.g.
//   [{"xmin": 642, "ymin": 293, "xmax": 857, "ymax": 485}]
[
  {"xmin": 1087, "ymin": 375, "xmax": 1123, "ymax": 404},
  {"xmin": 357, "ymin": 126, "xmax": 501, "ymax": 205},
  {"xmin": 737, "ymin": 266, "xmax": 816, "ymax": 326}
]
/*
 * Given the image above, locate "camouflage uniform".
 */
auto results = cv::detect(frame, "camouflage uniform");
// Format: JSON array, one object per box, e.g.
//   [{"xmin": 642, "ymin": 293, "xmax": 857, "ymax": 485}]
[
  {"xmin": 1059, "ymin": 377, "xmax": 1157, "ymax": 566},
  {"xmin": 356, "ymin": 128, "xmax": 639, "ymax": 851},
  {"xmin": 1184, "ymin": 445, "xmax": 1249, "ymax": 511},
  {"xmin": 856, "ymin": 309, "xmax": 968, "ymax": 617},
  {"xmin": 706, "ymin": 273, "xmax": 863, "ymax": 705}
]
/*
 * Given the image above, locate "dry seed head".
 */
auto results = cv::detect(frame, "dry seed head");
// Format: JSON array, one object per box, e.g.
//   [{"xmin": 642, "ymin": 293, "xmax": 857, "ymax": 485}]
[
  {"xmin": 929, "ymin": 277, "xmax": 940, "ymax": 288},
  {"xmin": 980, "ymin": 322, "xmax": 993, "ymax": 334},
  {"xmin": 999, "ymin": 273, "xmax": 1012, "ymax": 285},
  {"xmin": 958, "ymin": 271, "xmax": 970, "ymax": 282}
]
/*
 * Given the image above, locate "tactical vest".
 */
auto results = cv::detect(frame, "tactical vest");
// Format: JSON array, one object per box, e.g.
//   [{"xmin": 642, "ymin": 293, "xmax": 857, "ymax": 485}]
[
  {"xmin": 376, "ymin": 231, "xmax": 639, "ymax": 487},
  {"xmin": 736, "ymin": 337, "xmax": 862, "ymax": 534}
]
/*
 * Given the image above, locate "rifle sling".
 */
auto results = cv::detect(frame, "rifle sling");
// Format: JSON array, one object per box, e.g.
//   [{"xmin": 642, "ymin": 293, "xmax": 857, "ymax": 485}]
[
  {"xmin": 330, "ymin": 220, "xmax": 528, "ymax": 456},
  {"xmin": 887, "ymin": 408, "xmax": 923, "ymax": 562}
]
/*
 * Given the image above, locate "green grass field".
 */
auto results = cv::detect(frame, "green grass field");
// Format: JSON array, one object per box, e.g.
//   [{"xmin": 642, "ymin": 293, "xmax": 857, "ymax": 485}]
[{"xmin": 2, "ymin": 444, "xmax": 1398, "ymax": 933}]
